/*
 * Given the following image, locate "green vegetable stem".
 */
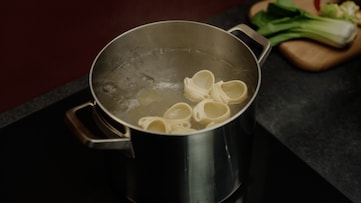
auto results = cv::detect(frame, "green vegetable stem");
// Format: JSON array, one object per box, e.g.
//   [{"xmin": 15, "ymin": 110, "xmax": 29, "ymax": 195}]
[{"xmin": 251, "ymin": 0, "xmax": 358, "ymax": 48}]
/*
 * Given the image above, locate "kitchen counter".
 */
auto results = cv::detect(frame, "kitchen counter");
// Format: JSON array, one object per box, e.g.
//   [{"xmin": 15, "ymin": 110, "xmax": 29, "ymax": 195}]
[
  {"xmin": 205, "ymin": 1, "xmax": 361, "ymax": 202},
  {"xmin": 1, "ymin": 0, "xmax": 360, "ymax": 202},
  {"xmin": 254, "ymin": 46, "xmax": 361, "ymax": 202}
]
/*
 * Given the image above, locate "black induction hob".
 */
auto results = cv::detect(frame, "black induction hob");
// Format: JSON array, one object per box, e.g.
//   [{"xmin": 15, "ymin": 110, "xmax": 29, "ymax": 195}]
[
  {"xmin": 2, "ymin": 0, "xmax": 359, "ymax": 201},
  {"xmin": 0, "ymin": 87, "xmax": 247, "ymax": 203},
  {"xmin": 1, "ymin": 86, "xmax": 351, "ymax": 203}
]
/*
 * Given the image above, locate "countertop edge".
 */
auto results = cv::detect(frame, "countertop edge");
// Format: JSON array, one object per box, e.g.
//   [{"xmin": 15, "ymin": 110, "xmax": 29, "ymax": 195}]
[{"xmin": 0, "ymin": 75, "xmax": 88, "ymax": 129}]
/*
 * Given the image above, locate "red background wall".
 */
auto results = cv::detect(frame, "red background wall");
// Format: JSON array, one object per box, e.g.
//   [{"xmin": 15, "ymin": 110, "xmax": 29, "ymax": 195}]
[{"xmin": 1, "ymin": 0, "xmax": 244, "ymax": 113}]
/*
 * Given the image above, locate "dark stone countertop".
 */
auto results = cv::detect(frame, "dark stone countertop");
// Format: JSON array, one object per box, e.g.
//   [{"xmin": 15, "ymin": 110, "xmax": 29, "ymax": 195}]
[
  {"xmin": 256, "ymin": 50, "xmax": 361, "ymax": 203},
  {"xmin": 207, "ymin": 1, "xmax": 361, "ymax": 202},
  {"xmin": 258, "ymin": 52, "xmax": 361, "ymax": 202},
  {"xmin": 1, "ymin": 0, "xmax": 360, "ymax": 202}
]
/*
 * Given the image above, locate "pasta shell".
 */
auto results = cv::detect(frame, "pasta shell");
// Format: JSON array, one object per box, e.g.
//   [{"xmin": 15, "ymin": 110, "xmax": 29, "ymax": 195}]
[
  {"xmin": 163, "ymin": 102, "xmax": 192, "ymax": 130},
  {"xmin": 192, "ymin": 99, "xmax": 231, "ymax": 125},
  {"xmin": 171, "ymin": 127, "xmax": 197, "ymax": 134},
  {"xmin": 163, "ymin": 102, "xmax": 192, "ymax": 121},
  {"xmin": 168, "ymin": 120, "xmax": 192, "ymax": 129},
  {"xmin": 184, "ymin": 70, "xmax": 215, "ymax": 102},
  {"xmin": 138, "ymin": 116, "xmax": 172, "ymax": 133},
  {"xmin": 211, "ymin": 80, "xmax": 248, "ymax": 104}
]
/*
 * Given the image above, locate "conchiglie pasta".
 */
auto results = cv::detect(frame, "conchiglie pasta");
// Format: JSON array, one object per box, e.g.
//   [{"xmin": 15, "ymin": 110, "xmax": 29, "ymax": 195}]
[
  {"xmin": 138, "ymin": 116, "xmax": 172, "ymax": 133},
  {"xmin": 184, "ymin": 70, "xmax": 215, "ymax": 102},
  {"xmin": 163, "ymin": 102, "xmax": 192, "ymax": 121},
  {"xmin": 138, "ymin": 69, "xmax": 248, "ymax": 134},
  {"xmin": 192, "ymin": 99, "xmax": 231, "ymax": 125},
  {"xmin": 171, "ymin": 127, "xmax": 197, "ymax": 134},
  {"xmin": 211, "ymin": 80, "xmax": 248, "ymax": 104}
]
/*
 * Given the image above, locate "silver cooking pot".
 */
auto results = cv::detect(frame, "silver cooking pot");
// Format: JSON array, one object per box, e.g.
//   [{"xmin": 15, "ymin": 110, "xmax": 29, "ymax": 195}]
[{"xmin": 66, "ymin": 20, "xmax": 271, "ymax": 203}]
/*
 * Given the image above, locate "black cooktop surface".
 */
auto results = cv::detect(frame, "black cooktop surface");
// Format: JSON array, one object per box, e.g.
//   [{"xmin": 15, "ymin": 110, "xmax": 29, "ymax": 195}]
[{"xmin": 1, "ymin": 88, "xmax": 248, "ymax": 203}]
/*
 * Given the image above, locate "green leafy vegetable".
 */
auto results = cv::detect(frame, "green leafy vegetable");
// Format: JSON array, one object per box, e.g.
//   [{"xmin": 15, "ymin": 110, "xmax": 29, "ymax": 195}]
[
  {"xmin": 319, "ymin": 3, "xmax": 344, "ymax": 19},
  {"xmin": 251, "ymin": 0, "xmax": 358, "ymax": 48},
  {"xmin": 320, "ymin": 1, "xmax": 361, "ymax": 26}
]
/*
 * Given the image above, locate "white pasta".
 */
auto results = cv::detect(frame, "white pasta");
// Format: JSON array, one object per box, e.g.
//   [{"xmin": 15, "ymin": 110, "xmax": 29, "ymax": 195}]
[
  {"xmin": 184, "ymin": 70, "xmax": 215, "ymax": 102},
  {"xmin": 192, "ymin": 99, "xmax": 231, "ymax": 125},
  {"xmin": 168, "ymin": 120, "xmax": 192, "ymax": 129},
  {"xmin": 163, "ymin": 102, "xmax": 192, "ymax": 121},
  {"xmin": 211, "ymin": 80, "xmax": 248, "ymax": 104},
  {"xmin": 171, "ymin": 127, "xmax": 197, "ymax": 134},
  {"xmin": 138, "ymin": 116, "xmax": 172, "ymax": 133},
  {"xmin": 138, "ymin": 69, "xmax": 248, "ymax": 134}
]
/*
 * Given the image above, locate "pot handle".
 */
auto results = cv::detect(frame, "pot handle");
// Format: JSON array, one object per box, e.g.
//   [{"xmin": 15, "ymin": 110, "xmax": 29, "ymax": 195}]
[
  {"xmin": 65, "ymin": 101, "xmax": 134, "ymax": 157},
  {"xmin": 228, "ymin": 24, "xmax": 271, "ymax": 66}
]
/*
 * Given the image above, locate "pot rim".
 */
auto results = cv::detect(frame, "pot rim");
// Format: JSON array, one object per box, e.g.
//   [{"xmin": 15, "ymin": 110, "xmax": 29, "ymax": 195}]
[{"xmin": 89, "ymin": 20, "xmax": 262, "ymax": 136}]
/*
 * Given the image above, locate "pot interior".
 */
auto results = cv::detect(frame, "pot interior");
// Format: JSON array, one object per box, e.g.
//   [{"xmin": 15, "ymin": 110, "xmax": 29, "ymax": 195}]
[{"xmin": 90, "ymin": 21, "xmax": 260, "ymax": 131}]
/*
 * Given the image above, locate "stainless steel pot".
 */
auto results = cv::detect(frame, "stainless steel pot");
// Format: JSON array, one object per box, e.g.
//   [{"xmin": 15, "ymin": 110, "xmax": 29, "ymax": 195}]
[{"xmin": 66, "ymin": 20, "xmax": 271, "ymax": 203}]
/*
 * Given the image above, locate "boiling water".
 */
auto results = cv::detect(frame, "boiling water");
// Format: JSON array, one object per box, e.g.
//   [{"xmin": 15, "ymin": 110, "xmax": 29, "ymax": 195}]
[{"xmin": 94, "ymin": 48, "xmax": 250, "ymax": 129}]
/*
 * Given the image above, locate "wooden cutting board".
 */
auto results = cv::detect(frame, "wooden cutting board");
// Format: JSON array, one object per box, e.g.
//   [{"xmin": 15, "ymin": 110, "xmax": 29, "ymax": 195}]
[{"xmin": 248, "ymin": 0, "xmax": 361, "ymax": 71}]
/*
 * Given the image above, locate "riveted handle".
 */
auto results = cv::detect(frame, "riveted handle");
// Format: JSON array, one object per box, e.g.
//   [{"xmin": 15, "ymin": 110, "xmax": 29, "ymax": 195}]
[{"xmin": 65, "ymin": 101, "xmax": 134, "ymax": 157}]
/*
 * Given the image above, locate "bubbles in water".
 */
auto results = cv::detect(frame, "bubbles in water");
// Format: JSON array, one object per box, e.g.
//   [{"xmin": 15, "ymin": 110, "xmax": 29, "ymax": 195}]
[
  {"xmin": 97, "ymin": 47, "xmax": 249, "ymax": 128},
  {"xmin": 127, "ymin": 99, "xmax": 140, "ymax": 111},
  {"xmin": 118, "ymin": 101, "xmax": 129, "ymax": 112},
  {"xmin": 128, "ymin": 82, "xmax": 136, "ymax": 89},
  {"xmin": 102, "ymin": 82, "xmax": 117, "ymax": 93},
  {"xmin": 116, "ymin": 96, "xmax": 125, "ymax": 104},
  {"xmin": 141, "ymin": 74, "xmax": 155, "ymax": 85},
  {"xmin": 116, "ymin": 98, "xmax": 140, "ymax": 113}
]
